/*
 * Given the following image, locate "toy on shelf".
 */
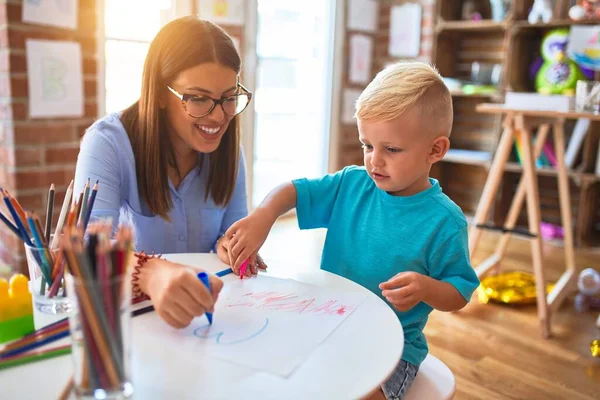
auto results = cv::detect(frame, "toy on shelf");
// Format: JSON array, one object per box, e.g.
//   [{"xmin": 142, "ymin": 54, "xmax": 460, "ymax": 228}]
[
  {"xmin": 574, "ymin": 268, "xmax": 600, "ymax": 312},
  {"xmin": 462, "ymin": 0, "xmax": 484, "ymax": 20},
  {"xmin": 532, "ymin": 29, "xmax": 585, "ymax": 95},
  {"xmin": 528, "ymin": 0, "xmax": 554, "ymax": 23},
  {"xmin": 0, "ymin": 274, "xmax": 34, "ymax": 344},
  {"xmin": 489, "ymin": 0, "xmax": 510, "ymax": 21},
  {"xmin": 569, "ymin": 0, "xmax": 600, "ymax": 21}
]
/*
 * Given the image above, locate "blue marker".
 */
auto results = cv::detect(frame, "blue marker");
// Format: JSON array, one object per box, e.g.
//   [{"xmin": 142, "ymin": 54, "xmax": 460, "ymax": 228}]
[{"xmin": 197, "ymin": 272, "xmax": 213, "ymax": 324}]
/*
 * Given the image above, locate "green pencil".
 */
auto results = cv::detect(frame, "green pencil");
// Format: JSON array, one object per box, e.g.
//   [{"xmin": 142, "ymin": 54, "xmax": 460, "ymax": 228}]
[{"xmin": 0, "ymin": 345, "xmax": 71, "ymax": 370}]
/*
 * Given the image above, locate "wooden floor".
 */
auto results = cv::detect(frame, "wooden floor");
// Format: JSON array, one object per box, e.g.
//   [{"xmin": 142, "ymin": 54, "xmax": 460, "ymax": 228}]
[{"xmin": 263, "ymin": 218, "xmax": 600, "ymax": 400}]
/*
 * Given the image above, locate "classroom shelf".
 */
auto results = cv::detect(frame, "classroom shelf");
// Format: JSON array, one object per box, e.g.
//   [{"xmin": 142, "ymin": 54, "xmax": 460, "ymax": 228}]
[
  {"xmin": 443, "ymin": 149, "xmax": 492, "ymax": 166},
  {"xmin": 512, "ymin": 19, "xmax": 600, "ymax": 30},
  {"xmin": 436, "ymin": 19, "xmax": 507, "ymax": 33},
  {"xmin": 450, "ymin": 91, "xmax": 503, "ymax": 101},
  {"xmin": 502, "ymin": 162, "xmax": 600, "ymax": 182}
]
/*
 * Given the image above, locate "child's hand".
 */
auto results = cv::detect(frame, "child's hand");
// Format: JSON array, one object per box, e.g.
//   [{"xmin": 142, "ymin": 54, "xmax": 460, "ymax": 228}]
[
  {"xmin": 219, "ymin": 234, "xmax": 268, "ymax": 277},
  {"xmin": 144, "ymin": 259, "xmax": 223, "ymax": 329},
  {"xmin": 225, "ymin": 211, "xmax": 275, "ymax": 274},
  {"xmin": 379, "ymin": 272, "xmax": 428, "ymax": 312}
]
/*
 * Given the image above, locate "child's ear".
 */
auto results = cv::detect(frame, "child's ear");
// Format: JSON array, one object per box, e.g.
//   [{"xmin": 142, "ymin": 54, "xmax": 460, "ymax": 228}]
[{"xmin": 428, "ymin": 136, "xmax": 450, "ymax": 164}]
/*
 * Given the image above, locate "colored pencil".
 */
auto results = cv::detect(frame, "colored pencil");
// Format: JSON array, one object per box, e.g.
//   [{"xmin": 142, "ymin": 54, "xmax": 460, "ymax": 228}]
[
  {"xmin": 0, "ymin": 210, "xmax": 21, "ymax": 239},
  {"xmin": 83, "ymin": 180, "xmax": 99, "ymax": 231},
  {"xmin": 58, "ymin": 376, "xmax": 74, "ymax": 400},
  {"xmin": 50, "ymin": 180, "xmax": 73, "ymax": 250},
  {"xmin": 0, "ymin": 330, "xmax": 69, "ymax": 359},
  {"xmin": 74, "ymin": 192, "xmax": 84, "ymax": 223},
  {"xmin": 45, "ymin": 183, "xmax": 55, "ymax": 242},
  {"xmin": 7, "ymin": 191, "xmax": 28, "ymax": 232},
  {"xmin": 1, "ymin": 189, "xmax": 33, "ymax": 246},
  {"xmin": 0, "ymin": 345, "xmax": 71, "ymax": 370},
  {"xmin": 26, "ymin": 214, "xmax": 53, "ymax": 291},
  {"xmin": 78, "ymin": 179, "xmax": 90, "ymax": 226}
]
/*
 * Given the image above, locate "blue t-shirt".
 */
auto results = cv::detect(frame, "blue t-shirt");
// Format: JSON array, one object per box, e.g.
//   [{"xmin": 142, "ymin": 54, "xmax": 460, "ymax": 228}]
[
  {"xmin": 74, "ymin": 112, "xmax": 248, "ymax": 253},
  {"xmin": 293, "ymin": 166, "xmax": 480, "ymax": 366}
]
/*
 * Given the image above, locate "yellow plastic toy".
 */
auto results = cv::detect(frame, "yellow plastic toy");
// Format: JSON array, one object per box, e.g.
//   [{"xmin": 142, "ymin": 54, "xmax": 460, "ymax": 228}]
[{"xmin": 0, "ymin": 274, "xmax": 34, "ymax": 343}]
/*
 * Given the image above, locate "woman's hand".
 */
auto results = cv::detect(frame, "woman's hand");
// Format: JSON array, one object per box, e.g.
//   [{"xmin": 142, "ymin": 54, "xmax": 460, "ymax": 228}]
[{"xmin": 140, "ymin": 259, "xmax": 223, "ymax": 328}]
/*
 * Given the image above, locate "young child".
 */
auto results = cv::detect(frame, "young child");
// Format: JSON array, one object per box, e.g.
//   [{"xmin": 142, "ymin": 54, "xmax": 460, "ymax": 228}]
[{"xmin": 225, "ymin": 61, "xmax": 480, "ymax": 400}]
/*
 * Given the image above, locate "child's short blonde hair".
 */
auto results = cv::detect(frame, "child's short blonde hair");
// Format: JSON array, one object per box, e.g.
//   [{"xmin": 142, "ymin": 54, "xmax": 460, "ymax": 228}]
[{"xmin": 355, "ymin": 61, "xmax": 453, "ymax": 137}]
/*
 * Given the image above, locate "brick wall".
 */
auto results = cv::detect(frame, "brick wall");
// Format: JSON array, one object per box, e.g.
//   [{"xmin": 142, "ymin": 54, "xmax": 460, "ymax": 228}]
[
  {"xmin": 0, "ymin": 0, "xmax": 99, "ymax": 273},
  {"xmin": 336, "ymin": 0, "xmax": 435, "ymax": 170}
]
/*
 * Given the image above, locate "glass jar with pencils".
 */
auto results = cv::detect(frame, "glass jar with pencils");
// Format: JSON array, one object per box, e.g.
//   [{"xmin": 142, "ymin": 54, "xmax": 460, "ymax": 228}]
[
  {"xmin": 24, "ymin": 233, "xmax": 71, "ymax": 315},
  {"xmin": 64, "ymin": 224, "xmax": 134, "ymax": 399}
]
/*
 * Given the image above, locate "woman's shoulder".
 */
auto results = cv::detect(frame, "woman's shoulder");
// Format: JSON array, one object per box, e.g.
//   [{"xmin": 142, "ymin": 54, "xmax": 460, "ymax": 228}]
[
  {"xmin": 81, "ymin": 112, "xmax": 129, "ymax": 147},
  {"xmin": 80, "ymin": 112, "xmax": 133, "ymax": 156}
]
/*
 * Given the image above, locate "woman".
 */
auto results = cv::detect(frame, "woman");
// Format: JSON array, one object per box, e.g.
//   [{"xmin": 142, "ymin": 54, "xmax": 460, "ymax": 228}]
[{"xmin": 74, "ymin": 16, "xmax": 265, "ymax": 329}]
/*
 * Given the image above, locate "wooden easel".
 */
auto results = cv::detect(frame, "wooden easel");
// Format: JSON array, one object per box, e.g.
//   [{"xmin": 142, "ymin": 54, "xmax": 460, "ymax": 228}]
[{"xmin": 469, "ymin": 104, "xmax": 600, "ymax": 338}]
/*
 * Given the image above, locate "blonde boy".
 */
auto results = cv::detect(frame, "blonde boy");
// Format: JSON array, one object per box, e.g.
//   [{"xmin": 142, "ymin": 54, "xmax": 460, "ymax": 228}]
[{"xmin": 225, "ymin": 62, "xmax": 480, "ymax": 400}]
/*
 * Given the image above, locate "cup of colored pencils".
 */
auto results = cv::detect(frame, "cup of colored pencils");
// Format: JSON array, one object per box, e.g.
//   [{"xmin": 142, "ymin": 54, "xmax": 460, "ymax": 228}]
[
  {"xmin": 62, "ymin": 222, "xmax": 134, "ymax": 399},
  {"xmin": 23, "ymin": 232, "xmax": 71, "ymax": 314}
]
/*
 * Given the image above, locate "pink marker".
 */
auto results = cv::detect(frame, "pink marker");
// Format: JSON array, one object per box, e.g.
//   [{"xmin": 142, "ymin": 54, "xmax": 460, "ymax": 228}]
[{"xmin": 239, "ymin": 258, "xmax": 250, "ymax": 280}]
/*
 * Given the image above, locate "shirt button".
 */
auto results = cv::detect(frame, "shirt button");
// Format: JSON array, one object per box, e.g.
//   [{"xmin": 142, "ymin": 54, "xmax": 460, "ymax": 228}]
[{"xmin": 178, "ymin": 234, "xmax": 185, "ymax": 241}]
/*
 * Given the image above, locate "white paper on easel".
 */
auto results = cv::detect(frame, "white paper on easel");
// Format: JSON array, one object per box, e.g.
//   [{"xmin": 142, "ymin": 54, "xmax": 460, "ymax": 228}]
[
  {"xmin": 347, "ymin": 0, "xmax": 379, "ymax": 32},
  {"xmin": 137, "ymin": 275, "xmax": 367, "ymax": 376},
  {"xmin": 342, "ymin": 88, "xmax": 362, "ymax": 124},
  {"xmin": 197, "ymin": 0, "xmax": 245, "ymax": 26},
  {"xmin": 564, "ymin": 118, "xmax": 590, "ymax": 168},
  {"xmin": 349, "ymin": 34, "xmax": 373, "ymax": 84},
  {"xmin": 388, "ymin": 3, "xmax": 422, "ymax": 58},
  {"xmin": 26, "ymin": 39, "xmax": 83, "ymax": 118},
  {"xmin": 23, "ymin": 0, "xmax": 78, "ymax": 30}
]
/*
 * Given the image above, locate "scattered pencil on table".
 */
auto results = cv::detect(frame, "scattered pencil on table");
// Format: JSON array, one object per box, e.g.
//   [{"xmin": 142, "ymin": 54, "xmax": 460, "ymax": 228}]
[{"xmin": 58, "ymin": 375, "xmax": 74, "ymax": 400}]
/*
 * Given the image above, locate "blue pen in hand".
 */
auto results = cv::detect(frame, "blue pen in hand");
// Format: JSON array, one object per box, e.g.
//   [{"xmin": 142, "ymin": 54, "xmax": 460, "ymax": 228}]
[{"xmin": 197, "ymin": 272, "xmax": 213, "ymax": 324}]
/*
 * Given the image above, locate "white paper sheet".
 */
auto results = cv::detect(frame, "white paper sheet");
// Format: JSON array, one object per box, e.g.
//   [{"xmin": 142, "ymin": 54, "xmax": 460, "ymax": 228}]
[
  {"xmin": 567, "ymin": 26, "xmax": 600, "ymax": 71},
  {"xmin": 25, "ymin": 39, "xmax": 83, "ymax": 118},
  {"xmin": 388, "ymin": 4, "xmax": 422, "ymax": 58},
  {"xmin": 347, "ymin": 0, "xmax": 379, "ymax": 32},
  {"xmin": 138, "ymin": 275, "xmax": 367, "ymax": 376},
  {"xmin": 197, "ymin": 0, "xmax": 245, "ymax": 26},
  {"xmin": 349, "ymin": 34, "xmax": 373, "ymax": 84},
  {"xmin": 22, "ymin": 0, "xmax": 78, "ymax": 30},
  {"xmin": 342, "ymin": 88, "xmax": 362, "ymax": 124}
]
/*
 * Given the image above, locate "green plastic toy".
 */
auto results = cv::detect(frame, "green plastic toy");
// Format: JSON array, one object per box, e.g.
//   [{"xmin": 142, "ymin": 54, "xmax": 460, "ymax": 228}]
[{"xmin": 536, "ymin": 28, "xmax": 584, "ymax": 95}]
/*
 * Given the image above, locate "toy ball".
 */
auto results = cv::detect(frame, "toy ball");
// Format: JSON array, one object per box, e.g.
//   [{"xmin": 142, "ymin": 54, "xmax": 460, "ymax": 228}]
[
  {"xmin": 569, "ymin": 5, "xmax": 586, "ymax": 20},
  {"xmin": 578, "ymin": 268, "xmax": 600, "ymax": 296}
]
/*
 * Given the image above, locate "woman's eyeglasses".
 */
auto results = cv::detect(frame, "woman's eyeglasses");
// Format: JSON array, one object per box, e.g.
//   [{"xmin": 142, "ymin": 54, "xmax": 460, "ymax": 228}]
[{"xmin": 167, "ymin": 83, "xmax": 253, "ymax": 118}]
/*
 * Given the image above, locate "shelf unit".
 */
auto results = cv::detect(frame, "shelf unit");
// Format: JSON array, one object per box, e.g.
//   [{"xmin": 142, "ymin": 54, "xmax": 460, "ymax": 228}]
[{"xmin": 431, "ymin": 0, "xmax": 600, "ymax": 246}]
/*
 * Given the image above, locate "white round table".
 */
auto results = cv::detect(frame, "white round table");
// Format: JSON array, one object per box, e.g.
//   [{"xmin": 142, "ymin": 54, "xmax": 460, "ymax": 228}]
[{"xmin": 0, "ymin": 254, "xmax": 403, "ymax": 400}]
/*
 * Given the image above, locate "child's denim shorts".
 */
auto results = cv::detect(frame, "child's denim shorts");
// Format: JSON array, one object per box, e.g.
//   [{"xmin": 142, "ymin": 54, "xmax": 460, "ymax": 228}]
[{"xmin": 381, "ymin": 359, "xmax": 419, "ymax": 400}]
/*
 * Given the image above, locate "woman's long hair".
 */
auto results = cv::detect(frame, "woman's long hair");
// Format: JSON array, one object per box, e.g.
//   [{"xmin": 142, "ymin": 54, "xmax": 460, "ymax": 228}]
[{"xmin": 121, "ymin": 17, "xmax": 242, "ymax": 219}]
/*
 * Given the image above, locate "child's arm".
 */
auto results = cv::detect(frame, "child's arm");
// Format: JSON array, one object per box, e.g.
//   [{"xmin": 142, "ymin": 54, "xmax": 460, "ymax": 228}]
[
  {"xmin": 380, "ymin": 225, "xmax": 479, "ymax": 313},
  {"xmin": 225, "ymin": 182, "xmax": 297, "ymax": 272},
  {"xmin": 379, "ymin": 272, "xmax": 467, "ymax": 312}
]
